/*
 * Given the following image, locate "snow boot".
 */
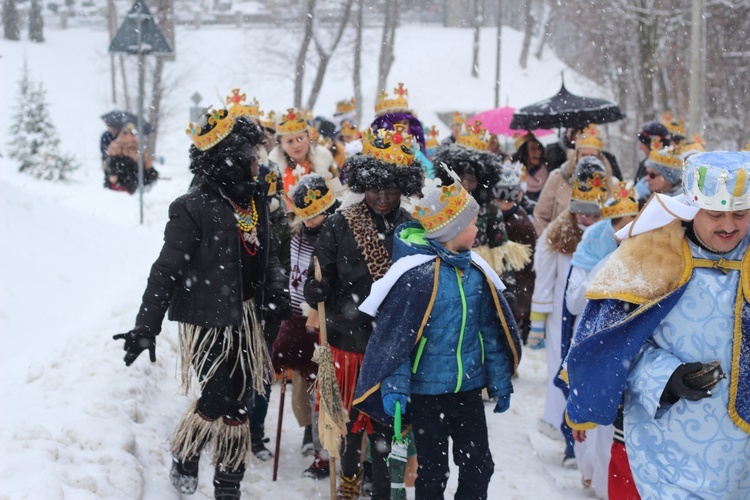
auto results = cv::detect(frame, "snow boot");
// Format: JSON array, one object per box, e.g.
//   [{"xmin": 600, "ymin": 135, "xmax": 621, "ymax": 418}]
[
  {"xmin": 301, "ymin": 424, "xmax": 314, "ymax": 457},
  {"xmin": 337, "ymin": 471, "xmax": 363, "ymax": 500},
  {"xmin": 301, "ymin": 451, "xmax": 330, "ymax": 480},
  {"xmin": 360, "ymin": 461, "xmax": 373, "ymax": 497},
  {"xmin": 170, "ymin": 455, "xmax": 199, "ymax": 495},
  {"xmin": 213, "ymin": 466, "xmax": 244, "ymax": 500},
  {"xmin": 251, "ymin": 434, "xmax": 272, "ymax": 462}
]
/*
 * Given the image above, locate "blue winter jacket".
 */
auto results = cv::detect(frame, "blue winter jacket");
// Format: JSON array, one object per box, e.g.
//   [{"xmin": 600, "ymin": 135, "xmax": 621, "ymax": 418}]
[{"xmin": 374, "ymin": 224, "xmax": 515, "ymax": 400}]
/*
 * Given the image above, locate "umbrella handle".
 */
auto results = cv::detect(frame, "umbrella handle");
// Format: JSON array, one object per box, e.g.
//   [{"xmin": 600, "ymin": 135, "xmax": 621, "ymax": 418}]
[{"xmin": 394, "ymin": 401, "xmax": 402, "ymax": 441}]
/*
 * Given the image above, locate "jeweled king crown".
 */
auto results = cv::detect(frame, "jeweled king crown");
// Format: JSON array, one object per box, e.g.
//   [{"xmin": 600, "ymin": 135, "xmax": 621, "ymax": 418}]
[
  {"xmin": 647, "ymin": 138, "xmax": 683, "ymax": 171},
  {"xmin": 361, "ymin": 125, "xmax": 416, "ymax": 166},
  {"xmin": 226, "ymin": 89, "xmax": 262, "ymax": 119},
  {"xmin": 661, "ymin": 111, "xmax": 686, "ymax": 138},
  {"xmin": 600, "ymin": 181, "xmax": 639, "ymax": 219},
  {"xmin": 292, "ymin": 184, "xmax": 336, "ymax": 220},
  {"xmin": 456, "ymin": 120, "xmax": 490, "ymax": 152},
  {"xmin": 374, "ymin": 83, "xmax": 411, "ymax": 117},
  {"xmin": 339, "ymin": 120, "xmax": 360, "ymax": 141},
  {"xmin": 276, "ymin": 108, "xmax": 308, "ymax": 135},
  {"xmin": 683, "ymin": 151, "xmax": 750, "ymax": 211},
  {"xmin": 186, "ymin": 107, "xmax": 235, "ymax": 151},
  {"xmin": 425, "ymin": 126, "xmax": 440, "ymax": 149},
  {"xmin": 575, "ymin": 123, "xmax": 604, "ymax": 151},
  {"xmin": 336, "ymin": 98, "xmax": 356, "ymax": 115},
  {"xmin": 260, "ymin": 110, "xmax": 276, "ymax": 131}
]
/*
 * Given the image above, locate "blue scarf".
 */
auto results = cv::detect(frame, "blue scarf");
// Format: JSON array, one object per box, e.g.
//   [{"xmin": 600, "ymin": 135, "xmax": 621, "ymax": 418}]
[{"xmin": 427, "ymin": 239, "xmax": 472, "ymax": 271}]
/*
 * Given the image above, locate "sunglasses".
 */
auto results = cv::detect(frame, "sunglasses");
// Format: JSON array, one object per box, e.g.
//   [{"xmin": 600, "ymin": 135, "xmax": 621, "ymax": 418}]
[{"xmin": 646, "ymin": 172, "xmax": 662, "ymax": 179}]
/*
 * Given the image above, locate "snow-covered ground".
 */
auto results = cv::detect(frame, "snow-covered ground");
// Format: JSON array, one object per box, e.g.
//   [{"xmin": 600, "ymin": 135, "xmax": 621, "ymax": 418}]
[{"xmin": 0, "ymin": 21, "xmax": 601, "ymax": 499}]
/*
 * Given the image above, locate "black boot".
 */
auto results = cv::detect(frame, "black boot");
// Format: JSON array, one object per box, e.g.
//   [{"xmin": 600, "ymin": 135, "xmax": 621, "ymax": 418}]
[
  {"xmin": 251, "ymin": 434, "xmax": 272, "ymax": 462},
  {"xmin": 170, "ymin": 455, "xmax": 199, "ymax": 495},
  {"xmin": 214, "ymin": 465, "xmax": 244, "ymax": 499}
]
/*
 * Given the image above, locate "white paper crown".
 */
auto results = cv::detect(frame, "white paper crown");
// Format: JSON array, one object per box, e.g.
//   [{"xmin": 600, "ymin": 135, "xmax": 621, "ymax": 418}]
[{"xmin": 683, "ymin": 152, "xmax": 750, "ymax": 212}]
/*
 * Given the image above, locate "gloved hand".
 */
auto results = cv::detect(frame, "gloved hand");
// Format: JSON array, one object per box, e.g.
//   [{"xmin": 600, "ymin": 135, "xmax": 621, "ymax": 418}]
[
  {"xmin": 264, "ymin": 290, "xmax": 292, "ymax": 321},
  {"xmin": 493, "ymin": 394, "xmax": 511, "ymax": 413},
  {"xmin": 305, "ymin": 276, "xmax": 330, "ymax": 305},
  {"xmin": 382, "ymin": 393, "xmax": 408, "ymax": 417},
  {"xmin": 660, "ymin": 362, "xmax": 714, "ymax": 406},
  {"xmin": 113, "ymin": 328, "xmax": 156, "ymax": 366}
]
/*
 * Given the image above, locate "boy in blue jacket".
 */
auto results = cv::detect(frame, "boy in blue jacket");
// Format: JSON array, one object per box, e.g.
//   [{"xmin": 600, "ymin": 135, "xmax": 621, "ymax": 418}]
[{"xmin": 353, "ymin": 172, "xmax": 522, "ymax": 499}]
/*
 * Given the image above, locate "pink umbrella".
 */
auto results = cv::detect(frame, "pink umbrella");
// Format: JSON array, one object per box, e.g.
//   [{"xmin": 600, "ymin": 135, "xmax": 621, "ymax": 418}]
[{"xmin": 467, "ymin": 106, "xmax": 555, "ymax": 140}]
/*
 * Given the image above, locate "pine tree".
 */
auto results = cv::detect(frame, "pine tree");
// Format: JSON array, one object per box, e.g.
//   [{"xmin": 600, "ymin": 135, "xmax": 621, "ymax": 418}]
[
  {"xmin": 2, "ymin": 0, "xmax": 20, "ymax": 40},
  {"xmin": 8, "ymin": 61, "xmax": 80, "ymax": 181},
  {"xmin": 29, "ymin": 0, "xmax": 44, "ymax": 42}
]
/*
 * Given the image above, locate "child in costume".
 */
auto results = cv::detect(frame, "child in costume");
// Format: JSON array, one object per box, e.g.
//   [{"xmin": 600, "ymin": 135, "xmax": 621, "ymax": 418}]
[
  {"xmin": 113, "ymin": 109, "xmax": 290, "ymax": 499},
  {"xmin": 353, "ymin": 168, "xmax": 522, "ymax": 499}
]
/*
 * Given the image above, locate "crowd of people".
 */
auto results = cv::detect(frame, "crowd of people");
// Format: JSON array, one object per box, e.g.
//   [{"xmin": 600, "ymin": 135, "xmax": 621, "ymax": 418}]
[{"xmin": 112, "ymin": 83, "xmax": 750, "ymax": 500}]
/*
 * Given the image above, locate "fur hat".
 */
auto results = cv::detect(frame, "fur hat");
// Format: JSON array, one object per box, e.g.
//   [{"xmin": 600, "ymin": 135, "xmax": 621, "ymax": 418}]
[
  {"xmin": 569, "ymin": 156, "xmax": 607, "ymax": 215},
  {"xmin": 637, "ymin": 121, "xmax": 670, "ymax": 148},
  {"xmin": 412, "ymin": 166, "xmax": 480, "ymax": 242},
  {"xmin": 290, "ymin": 173, "xmax": 338, "ymax": 220},
  {"xmin": 433, "ymin": 141, "xmax": 502, "ymax": 207},
  {"xmin": 345, "ymin": 126, "xmax": 424, "ymax": 196}
]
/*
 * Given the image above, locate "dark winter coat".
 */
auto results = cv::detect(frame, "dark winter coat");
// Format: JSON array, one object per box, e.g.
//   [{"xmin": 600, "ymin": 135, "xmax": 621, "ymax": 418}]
[
  {"xmin": 501, "ymin": 203, "xmax": 536, "ymax": 341},
  {"xmin": 304, "ymin": 202, "xmax": 412, "ymax": 353},
  {"xmin": 135, "ymin": 177, "xmax": 290, "ymax": 335}
]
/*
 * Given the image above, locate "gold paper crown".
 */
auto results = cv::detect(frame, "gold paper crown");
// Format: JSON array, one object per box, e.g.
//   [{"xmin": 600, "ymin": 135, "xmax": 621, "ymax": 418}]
[
  {"xmin": 648, "ymin": 138, "xmax": 683, "ymax": 170},
  {"xmin": 456, "ymin": 120, "xmax": 490, "ymax": 152},
  {"xmin": 681, "ymin": 134, "xmax": 706, "ymax": 157},
  {"xmin": 412, "ymin": 182, "xmax": 472, "ymax": 233},
  {"xmin": 226, "ymin": 89, "xmax": 263, "ymax": 119},
  {"xmin": 260, "ymin": 110, "xmax": 276, "ymax": 131},
  {"xmin": 339, "ymin": 120, "xmax": 360, "ymax": 141},
  {"xmin": 361, "ymin": 125, "xmax": 416, "ymax": 166},
  {"xmin": 452, "ymin": 112, "xmax": 466, "ymax": 125},
  {"xmin": 513, "ymin": 131, "xmax": 536, "ymax": 151},
  {"xmin": 186, "ymin": 107, "xmax": 235, "ymax": 151},
  {"xmin": 276, "ymin": 108, "xmax": 308, "ymax": 135},
  {"xmin": 600, "ymin": 181, "xmax": 639, "ymax": 219},
  {"xmin": 425, "ymin": 126, "xmax": 440, "ymax": 149},
  {"xmin": 571, "ymin": 171, "xmax": 608, "ymax": 204},
  {"xmin": 374, "ymin": 83, "xmax": 410, "ymax": 117},
  {"xmin": 661, "ymin": 111, "xmax": 686, "ymax": 137},
  {"xmin": 293, "ymin": 185, "xmax": 336, "ymax": 220},
  {"xmin": 336, "ymin": 98, "xmax": 356, "ymax": 115},
  {"xmin": 575, "ymin": 123, "xmax": 604, "ymax": 151}
]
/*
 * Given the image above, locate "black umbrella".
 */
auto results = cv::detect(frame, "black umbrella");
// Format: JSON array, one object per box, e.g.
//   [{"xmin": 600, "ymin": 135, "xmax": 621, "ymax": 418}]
[
  {"xmin": 101, "ymin": 110, "xmax": 153, "ymax": 134},
  {"xmin": 510, "ymin": 83, "xmax": 624, "ymax": 131}
]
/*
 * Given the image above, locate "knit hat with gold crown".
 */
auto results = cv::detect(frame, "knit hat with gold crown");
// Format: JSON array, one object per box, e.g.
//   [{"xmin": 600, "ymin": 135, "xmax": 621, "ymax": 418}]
[
  {"xmin": 412, "ymin": 165, "xmax": 480, "ymax": 242},
  {"xmin": 344, "ymin": 124, "xmax": 424, "ymax": 196}
]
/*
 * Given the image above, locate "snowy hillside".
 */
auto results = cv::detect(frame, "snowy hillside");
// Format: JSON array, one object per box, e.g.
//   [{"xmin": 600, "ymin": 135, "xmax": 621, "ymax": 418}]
[{"xmin": 0, "ymin": 21, "xmax": 599, "ymax": 499}]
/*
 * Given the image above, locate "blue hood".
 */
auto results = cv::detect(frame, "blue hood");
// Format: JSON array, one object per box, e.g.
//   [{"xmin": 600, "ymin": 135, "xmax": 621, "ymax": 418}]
[{"xmin": 570, "ymin": 220, "xmax": 618, "ymax": 271}]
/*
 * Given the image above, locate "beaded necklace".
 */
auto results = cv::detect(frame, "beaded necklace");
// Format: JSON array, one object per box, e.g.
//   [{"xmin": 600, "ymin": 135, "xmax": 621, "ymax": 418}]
[{"xmin": 230, "ymin": 199, "xmax": 259, "ymax": 255}]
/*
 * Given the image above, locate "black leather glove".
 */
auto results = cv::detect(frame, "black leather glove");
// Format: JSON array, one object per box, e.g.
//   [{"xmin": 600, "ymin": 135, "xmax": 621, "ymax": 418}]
[
  {"xmin": 305, "ymin": 276, "xmax": 330, "ymax": 304},
  {"xmin": 660, "ymin": 362, "xmax": 714, "ymax": 406},
  {"xmin": 265, "ymin": 291, "xmax": 292, "ymax": 321},
  {"xmin": 113, "ymin": 328, "xmax": 156, "ymax": 366}
]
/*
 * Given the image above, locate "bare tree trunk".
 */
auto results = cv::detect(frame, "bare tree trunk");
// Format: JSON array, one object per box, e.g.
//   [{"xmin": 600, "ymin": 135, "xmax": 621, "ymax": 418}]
[
  {"xmin": 294, "ymin": 0, "xmax": 316, "ymax": 108},
  {"xmin": 108, "ymin": 0, "xmax": 117, "ymax": 103},
  {"xmin": 147, "ymin": 57, "xmax": 164, "ymax": 154},
  {"xmin": 471, "ymin": 0, "xmax": 482, "ymax": 77},
  {"xmin": 377, "ymin": 0, "xmax": 398, "ymax": 92},
  {"xmin": 534, "ymin": 0, "xmax": 554, "ymax": 60},
  {"xmin": 306, "ymin": 0, "xmax": 354, "ymax": 111},
  {"xmin": 518, "ymin": 0, "xmax": 534, "ymax": 69},
  {"xmin": 353, "ymin": 0, "xmax": 363, "ymax": 125},
  {"xmin": 637, "ymin": 0, "xmax": 656, "ymax": 119}
]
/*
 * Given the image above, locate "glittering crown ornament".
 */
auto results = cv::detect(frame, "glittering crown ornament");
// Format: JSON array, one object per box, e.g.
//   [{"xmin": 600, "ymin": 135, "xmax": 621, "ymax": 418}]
[
  {"xmin": 647, "ymin": 138, "xmax": 683, "ymax": 170},
  {"xmin": 575, "ymin": 123, "xmax": 604, "ymax": 151},
  {"xmin": 456, "ymin": 120, "xmax": 490, "ymax": 152},
  {"xmin": 661, "ymin": 111, "xmax": 686, "ymax": 138},
  {"xmin": 452, "ymin": 112, "xmax": 466, "ymax": 125},
  {"xmin": 291, "ymin": 174, "xmax": 337, "ymax": 220},
  {"xmin": 600, "ymin": 181, "xmax": 639, "ymax": 219},
  {"xmin": 361, "ymin": 124, "xmax": 416, "ymax": 166},
  {"xmin": 374, "ymin": 82, "xmax": 411, "ymax": 117},
  {"xmin": 513, "ymin": 131, "xmax": 536, "ymax": 151},
  {"xmin": 683, "ymin": 151, "xmax": 750, "ymax": 211},
  {"xmin": 226, "ymin": 89, "xmax": 263, "ymax": 119},
  {"xmin": 260, "ymin": 110, "xmax": 276, "ymax": 131},
  {"xmin": 264, "ymin": 167, "xmax": 280, "ymax": 196},
  {"xmin": 498, "ymin": 160, "xmax": 523, "ymax": 189},
  {"xmin": 570, "ymin": 157, "xmax": 608, "ymax": 205},
  {"xmin": 339, "ymin": 120, "xmax": 360, "ymax": 141},
  {"xmin": 412, "ymin": 165, "xmax": 480, "ymax": 242},
  {"xmin": 425, "ymin": 126, "xmax": 440, "ymax": 150},
  {"xmin": 186, "ymin": 107, "xmax": 235, "ymax": 151},
  {"xmin": 276, "ymin": 108, "xmax": 308, "ymax": 135},
  {"xmin": 335, "ymin": 98, "xmax": 356, "ymax": 115}
]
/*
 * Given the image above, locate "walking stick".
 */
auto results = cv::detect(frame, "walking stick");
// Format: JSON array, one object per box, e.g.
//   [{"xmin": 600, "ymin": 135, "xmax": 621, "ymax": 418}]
[
  {"xmin": 313, "ymin": 257, "xmax": 348, "ymax": 500},
  {"xmin": 272, "ymin": 370, "xmax": 287, "ymax": 481}
]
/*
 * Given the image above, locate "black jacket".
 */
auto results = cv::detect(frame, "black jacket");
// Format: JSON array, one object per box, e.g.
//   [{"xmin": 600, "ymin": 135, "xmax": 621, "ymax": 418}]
[
  {"xmin": 135, "ymin": 178, "xmax": 290, "ymax": 334},
  {"xmin": 305, "ymin": 202, "xmax": 412, "ymax": 353}
]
